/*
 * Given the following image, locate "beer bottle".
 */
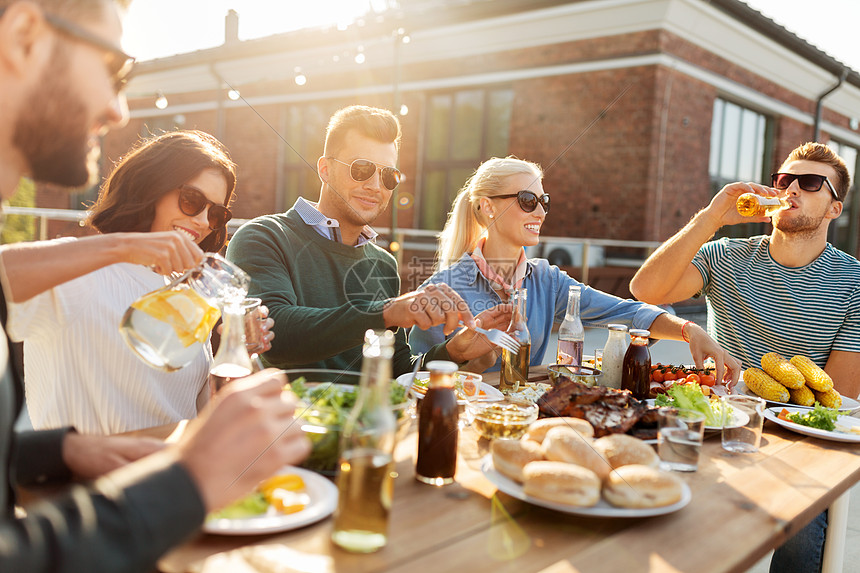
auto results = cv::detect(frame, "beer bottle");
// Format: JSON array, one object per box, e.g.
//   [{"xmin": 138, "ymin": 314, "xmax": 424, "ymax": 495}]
[
  {"xmin": 331, "ymin": 330, "xmax": 397, "ymax": 553},
  {"xmin": 736, "ymin": 193, "xmax": 789, "ymax": 217},
  {"xmin": 500, "ymin": 288, "xmax": 530, "ymax": 392}
]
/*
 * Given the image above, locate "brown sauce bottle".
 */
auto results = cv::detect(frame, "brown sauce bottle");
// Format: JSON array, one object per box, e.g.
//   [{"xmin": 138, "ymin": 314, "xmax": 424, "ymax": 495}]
[
  {"xmin": 621, "ymin": 329, "xmax": 651, "ymax": 400},
  {"xmin": 416, "ymin": 361, "xmax": 459, "ymax": 485}
]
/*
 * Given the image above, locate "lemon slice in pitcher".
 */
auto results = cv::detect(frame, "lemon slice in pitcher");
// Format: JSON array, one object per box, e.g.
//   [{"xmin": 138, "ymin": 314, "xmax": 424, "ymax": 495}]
[{"xmin": 132, "ymin": 288, "xmax": 220, "ymax": 347}]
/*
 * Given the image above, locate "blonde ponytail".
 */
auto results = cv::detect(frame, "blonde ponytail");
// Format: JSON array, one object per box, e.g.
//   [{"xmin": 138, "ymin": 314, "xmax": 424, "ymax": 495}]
[{"xmin": 435, "ymin": 156, "xmax": 543, "ymax": 271}]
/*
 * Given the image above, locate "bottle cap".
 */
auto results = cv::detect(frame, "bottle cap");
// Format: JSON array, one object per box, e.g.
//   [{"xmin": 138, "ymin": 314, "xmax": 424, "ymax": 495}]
[
  {"xmin": 608, "ymin": 324, "xmax": 628, "ymax": 332},
  {"xmin": 426, "ymin": 360, "xmax": 458, "ymax": 374},
  {"xmin": 629, "ymin": 329, "xmax": 650, "ymax": 338}
]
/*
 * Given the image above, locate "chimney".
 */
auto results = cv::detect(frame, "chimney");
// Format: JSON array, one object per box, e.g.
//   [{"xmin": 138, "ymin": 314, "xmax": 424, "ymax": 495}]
[{"xmin": 225, "ymin": 10, "xmax": 239, "ymax": 45}]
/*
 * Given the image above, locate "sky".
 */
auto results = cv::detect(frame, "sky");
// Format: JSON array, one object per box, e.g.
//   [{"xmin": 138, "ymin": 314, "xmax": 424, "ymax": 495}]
[{"xmin": 122, "ymin": 0, "xmax": 860, "ymax": 73}]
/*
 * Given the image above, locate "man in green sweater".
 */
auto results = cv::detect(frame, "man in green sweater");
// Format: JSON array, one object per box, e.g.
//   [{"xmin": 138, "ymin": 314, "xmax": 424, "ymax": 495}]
[{"xmin": 227, "ymin": 105, "xmax": 509, "ymax": 375}]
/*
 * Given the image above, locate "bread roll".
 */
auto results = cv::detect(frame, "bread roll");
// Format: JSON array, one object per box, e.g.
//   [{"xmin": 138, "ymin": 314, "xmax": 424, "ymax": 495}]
[
  {"xmin": 593, "ymin": 434, "xmax": 658, "ymax": 469},
  {"xmin": 522, "ymin": 461, "xmax": 601, "ymax": 507},
  {"xmin": 603, "ymin": 464, "xmax": 683, "ymax": 508},
  {"xmin": 542, "ymin": 426, "xmax": 611, "ymax": 479},
  {"xmin": 491, "ymin": 439, "xmax": 544, "ymax": 483},
  {"xmin": 524, "ymin": 417, "xmax": 594, "ymax": 443}
]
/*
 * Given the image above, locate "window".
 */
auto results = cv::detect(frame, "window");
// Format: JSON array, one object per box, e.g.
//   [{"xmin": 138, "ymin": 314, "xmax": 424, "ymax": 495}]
[
  {"xmin": 827, "ymin": 140, "xmax": 859, "ymax": 254},
  {"xmin": 280, "ymin": 103, "xmax": 337, "ymax": 211},
  {"xmin": 708, "ymin": 98, "xmax": 772, "ymax": 238},
  {"xmin": 418, "ymin": 88, "xmax": 513, "ymax": 229}
]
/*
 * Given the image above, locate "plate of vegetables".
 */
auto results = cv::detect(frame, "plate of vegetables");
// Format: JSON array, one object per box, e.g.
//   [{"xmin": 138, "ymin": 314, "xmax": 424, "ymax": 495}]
[
  {"xmin": 204, "ymin": 466, "xmax": 338, "ymax": 535},
  {"xmin": 396, "ymin": 371, "xmax": 503, "ymax": 404},
  {"xmin": 763, "ymin": 405, "xmax": 860, "ymax": 443}
]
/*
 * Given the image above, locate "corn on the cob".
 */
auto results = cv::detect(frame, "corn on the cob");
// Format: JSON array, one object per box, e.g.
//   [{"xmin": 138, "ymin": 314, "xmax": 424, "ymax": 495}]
[
  {"xmin": 812, "ymin": 388, "xmax": 843, "ymax": 409},
  {"xmin": 743, "ymin": 368, "xmax": 790, "ymax": 403},
  {"xmin": 760, "ymin": 353, "xmax": 806, "ymax": 389},
  {"xmin": 788, "ymin": 384, "xmax": 815, "ymax": 407},
  {"xmin": 789, "ymin": 356, "xmax": 834, "ymax": 392}
]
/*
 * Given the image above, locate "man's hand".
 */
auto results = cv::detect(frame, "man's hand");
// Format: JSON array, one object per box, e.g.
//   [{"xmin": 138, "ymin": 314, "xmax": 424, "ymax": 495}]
[
  {"xmin": 118, "ymin": 231, "xmax": 205, "ymax": 275},
  {"xmin": 445, "ymin": 304, "xmax": 513, "ymax": 364},
  {"xmin": 704, "ymin": 181, "xmax": 778, "ymax": 229},
  {"xmin": 685, "ymin": 323, "xmax": 742, "ymax": 389},
  {"xmin": 174, "ymin": 369, "xmax": 311, "ymax": 513},
  {"xmin": 383, "ymin": 283, "xmax": 476, "ymax": 335},
  {"xmin": 62, "ymin": 433, "xmax": 165, "ymax": 480}
]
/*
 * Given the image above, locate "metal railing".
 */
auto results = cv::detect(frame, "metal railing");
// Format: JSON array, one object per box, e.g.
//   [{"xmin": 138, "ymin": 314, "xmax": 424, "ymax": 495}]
[{"xmin": 2, "ymin": 206, "xmax": 661, "ymax": 284}]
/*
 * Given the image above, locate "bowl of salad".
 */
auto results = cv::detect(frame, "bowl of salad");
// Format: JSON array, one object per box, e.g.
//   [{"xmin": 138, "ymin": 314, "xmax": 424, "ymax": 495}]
[{"xmin": 284, "ymin": 369, "xmax": 416, "ymax": 476}]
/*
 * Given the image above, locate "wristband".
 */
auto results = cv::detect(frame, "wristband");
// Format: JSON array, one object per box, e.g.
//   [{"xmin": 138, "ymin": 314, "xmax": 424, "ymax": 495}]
[{"xmin": 681, "ymin": 320, "xmax": 695, "ymax": 343}]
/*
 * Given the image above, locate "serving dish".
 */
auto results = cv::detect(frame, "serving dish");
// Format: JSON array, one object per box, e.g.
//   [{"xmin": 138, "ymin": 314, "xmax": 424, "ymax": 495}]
[
  {"xmin": 480, "ymin": 455, "xmax": 691, "ymax": 517},
  {"xmin": 763, "ymin": 407, "xmax": 860, "ymax": 443}
]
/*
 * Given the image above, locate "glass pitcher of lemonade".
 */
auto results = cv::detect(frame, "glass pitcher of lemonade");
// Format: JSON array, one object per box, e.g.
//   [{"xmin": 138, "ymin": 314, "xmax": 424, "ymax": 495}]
[{"xmin": 120, "ymin": 254, "xmax": 250, "ymax": 371}]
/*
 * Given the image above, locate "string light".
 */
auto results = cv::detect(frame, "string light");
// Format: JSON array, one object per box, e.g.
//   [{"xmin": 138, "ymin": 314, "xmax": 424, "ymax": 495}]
[
  {"xmin": 155, "ymin": 90, "xmax": 168, "ymax": 110},
  {"xmin": 294, "ymin": 67, "xmax": 307, "ymax": 86},
  {"xmin": 399, "ymin": 104, "xmax": 409, "ymax": 116},
  {"xmin": 227, "ymin": 89, "xmax": 241, "ymax": 100}
]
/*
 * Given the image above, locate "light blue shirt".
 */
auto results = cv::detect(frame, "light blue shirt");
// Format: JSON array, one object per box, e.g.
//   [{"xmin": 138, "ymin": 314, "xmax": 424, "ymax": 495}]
[
  {"xmin": 408, "ymin": 253, "xmax": 666, "ymax": 370},
  {"xmin": 293, "ymin": 197, "xmax": 377, "ymax": 246}
]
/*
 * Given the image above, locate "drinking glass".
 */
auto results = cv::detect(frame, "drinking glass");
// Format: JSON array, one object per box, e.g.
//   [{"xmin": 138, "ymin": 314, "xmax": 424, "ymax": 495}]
[
  {"xmin": 658, "ymin": 408, "xmax": 705, "ymax": 472},
  {"xmin": 721, "ymin": 395, "xmax": 765, "ymax": 453},
  {"xmin": 242, "ymin": 297, "xmax": 266, "ymax": 354}
]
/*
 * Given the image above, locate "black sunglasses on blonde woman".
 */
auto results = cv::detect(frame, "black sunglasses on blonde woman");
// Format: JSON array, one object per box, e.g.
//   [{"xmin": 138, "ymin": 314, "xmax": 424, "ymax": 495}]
[
  {"xmin": 328, "ymin": 157, "xmax": 403, "ymax": 191},
  {"xmin": 493, "ymin": 190, "xmax": 551, "ymax": 214},
  {"xmin": 178, "ymin": 187, "xmax": 232, "ymax": 230}
]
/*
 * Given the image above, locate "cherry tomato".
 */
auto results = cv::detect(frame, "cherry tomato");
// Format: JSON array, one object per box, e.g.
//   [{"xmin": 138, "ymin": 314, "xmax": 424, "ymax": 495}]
[
  {"xmin": 662, "ymin": 371, "xmax": 677, "ymax": 382},
  {"xmin": 684, "ymin": 373, "xmax": 701, "ymax": 385},
  {"xmin": 651, "ymin": 370, "xmax": 664, "ymax": 383},
  {"xmin": 699, "ymin": 374, "xmax": 716, "ymax": 386}
]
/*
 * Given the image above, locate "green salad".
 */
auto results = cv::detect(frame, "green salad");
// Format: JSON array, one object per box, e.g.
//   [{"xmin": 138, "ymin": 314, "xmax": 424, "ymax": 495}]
[
  {"xmin": 289, "ymin": 377, "xmax": 409, "ymax": 474},
  {"xmin": 781, "ymin": 403, "xmax": 839, "ymax": 432},
  {"xmin": 655, "ymin": 383, "xmax": 725, "ymax": 427}
]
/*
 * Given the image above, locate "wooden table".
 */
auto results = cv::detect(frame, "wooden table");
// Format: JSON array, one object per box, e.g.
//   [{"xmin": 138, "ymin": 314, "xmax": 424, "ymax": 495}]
[{"xmin": 153, "ymin": 415, "xmax": 860, "ymax": 573}]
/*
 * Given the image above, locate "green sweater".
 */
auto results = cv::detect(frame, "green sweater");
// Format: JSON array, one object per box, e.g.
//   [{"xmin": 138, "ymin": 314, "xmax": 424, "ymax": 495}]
[{"xmin": 226, "ymin": 209, "xmax": 449, "ymax": 376}]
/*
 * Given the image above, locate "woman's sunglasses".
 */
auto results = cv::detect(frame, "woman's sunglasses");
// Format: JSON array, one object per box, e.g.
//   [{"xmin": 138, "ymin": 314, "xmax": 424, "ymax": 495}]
[
  {"xmin": 178, "ymin": 187, "xmax": 232, "ymax": 230},
  {"xmin": 329, "ymin": 157, "xmax": 403, "ymax": 191},
  {"xmin": 771, "ymin": 172, "xmax": 839, "ymax": 200},
  {"xmin": 493, "ymin": 190, "xmax": 551, "ymax": 214}
]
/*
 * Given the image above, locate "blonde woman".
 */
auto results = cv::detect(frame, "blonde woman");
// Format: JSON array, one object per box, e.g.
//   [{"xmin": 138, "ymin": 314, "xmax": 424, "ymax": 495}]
[{"xmin": 408, "ymin": 156, "xmax": 739, "ymax": 382}]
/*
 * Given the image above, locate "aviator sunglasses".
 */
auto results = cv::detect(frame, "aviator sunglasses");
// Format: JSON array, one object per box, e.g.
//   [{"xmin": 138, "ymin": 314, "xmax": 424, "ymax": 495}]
[
  {"xmin": 328, "ymin": 157, "xmax": 403, "ymax": 191},
  {"xmin": 178, "ymin": 187, "xmax": 233, "ymax": 230},
  {"xmin": 493, "ymin": 190, "xmax": 551, "ymax": 213},
  {"xmin": 771, "ymin": 173, "xmax": 839, "ymax": 201}
]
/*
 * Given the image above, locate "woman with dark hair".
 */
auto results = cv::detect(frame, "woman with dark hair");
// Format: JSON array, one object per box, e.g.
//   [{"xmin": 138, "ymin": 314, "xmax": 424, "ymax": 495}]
[{"xmin": 5, "ymin": 130, "xmax": 262, "ymax": 434}]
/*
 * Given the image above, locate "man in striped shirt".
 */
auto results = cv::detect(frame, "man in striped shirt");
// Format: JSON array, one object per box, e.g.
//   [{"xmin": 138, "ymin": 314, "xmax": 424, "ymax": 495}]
[{"xmin": 630, "ymin": 141, "xmax": 858, "ymax": 573}]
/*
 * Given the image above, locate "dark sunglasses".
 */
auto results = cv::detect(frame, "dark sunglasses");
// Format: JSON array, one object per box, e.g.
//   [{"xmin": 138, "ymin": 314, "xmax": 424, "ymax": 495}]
[
  {"xmin": 329, "ymin": 157, "xmax": 403, "ymax": 191},
  {"xmin": 493, "ymin": 190, "xmax": 551, "ymax": 213},
  {"xmin": 17, "ymin": 8, "xmax": 137, "ymax": 93},
  {"xmin": 178, "ymin": 187, "xmax": 232, "ymax": 230},
  {"xmin": 771, "ymin": 172, "xmax": 839, "ymax": 200}
]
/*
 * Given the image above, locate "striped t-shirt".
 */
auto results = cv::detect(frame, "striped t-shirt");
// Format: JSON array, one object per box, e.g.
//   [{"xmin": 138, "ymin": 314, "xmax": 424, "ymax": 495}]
[{"xmin": 691, "ymin": 235, "xmax": 860, "ymax": 369}]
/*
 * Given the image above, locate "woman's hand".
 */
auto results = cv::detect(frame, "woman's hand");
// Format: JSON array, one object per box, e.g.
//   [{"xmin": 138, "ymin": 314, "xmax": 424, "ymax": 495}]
[
  {"xmin": 685, "ymin": 323, "xmax": 741, "ymax": 389},
  {"xmin": 119, "ymin": 231, "xmax": 204, "ymax": 275}
]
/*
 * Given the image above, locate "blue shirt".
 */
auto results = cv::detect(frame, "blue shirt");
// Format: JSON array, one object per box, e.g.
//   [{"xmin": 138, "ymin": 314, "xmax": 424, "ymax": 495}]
[{"xmin": 408, "ymin": 254, "xmax": 666, "ymax": 370}]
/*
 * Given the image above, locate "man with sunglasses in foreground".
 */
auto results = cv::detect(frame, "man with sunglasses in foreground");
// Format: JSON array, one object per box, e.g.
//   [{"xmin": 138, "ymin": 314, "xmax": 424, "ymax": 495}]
[
  {"xmin": 228, "ymin": 105, "xmax": 511, "ymax": 376},
  {"xmin": 631, "ymin": 141, "xmax": 859, "ymax": 573},
  {"xmin": 0, "ymin": 2, "xmax": 310, "ymax": 570}
]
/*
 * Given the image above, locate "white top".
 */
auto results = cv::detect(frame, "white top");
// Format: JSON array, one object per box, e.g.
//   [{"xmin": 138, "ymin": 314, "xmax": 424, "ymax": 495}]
[{"xmin": 6, "ymin": 253, "xmax": 211, "ymax": 434}]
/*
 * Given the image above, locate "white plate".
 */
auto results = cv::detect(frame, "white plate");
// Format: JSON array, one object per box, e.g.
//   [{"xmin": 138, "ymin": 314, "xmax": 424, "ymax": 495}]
[
  {"xmin": 203, "ymin": 466, "xmax": 338, "ymax": 535},
  {"xmin": 395, "ymin": 372, "xmax": 504, "ymax": 404},
  {"xmin": 645, "ymin": 399, "xmax": 749, "ymax": 431},
  {"xmin": 480, "ymin": 455, "xmax": 691, "ymax": 518},
  {"xmin": 735, "ymin": 380, "xmax": 860, "ymax": 412},
  {"xmin": 763, "ymin": 407, "xmax": 860, "ymax": 443}
]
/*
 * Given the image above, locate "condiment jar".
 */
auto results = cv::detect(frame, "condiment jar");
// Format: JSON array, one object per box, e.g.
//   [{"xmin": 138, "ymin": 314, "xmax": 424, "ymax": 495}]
[
  {"xmin": 416, "ymin": 360, "xmax": 460, "ymax": 486},
  {"xmin": 621, "ymin": 329, "xmax": 651, "ymax": 400},
  {"xmin": 600, "ymin": 324, "xmax": 628, "ymax": 389}
]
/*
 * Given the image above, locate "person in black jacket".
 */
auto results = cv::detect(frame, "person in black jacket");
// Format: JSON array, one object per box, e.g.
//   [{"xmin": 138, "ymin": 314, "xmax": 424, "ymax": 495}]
[{"xmin": 0, "ymin": 2, "xmax": 311, "ymax": 571}]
